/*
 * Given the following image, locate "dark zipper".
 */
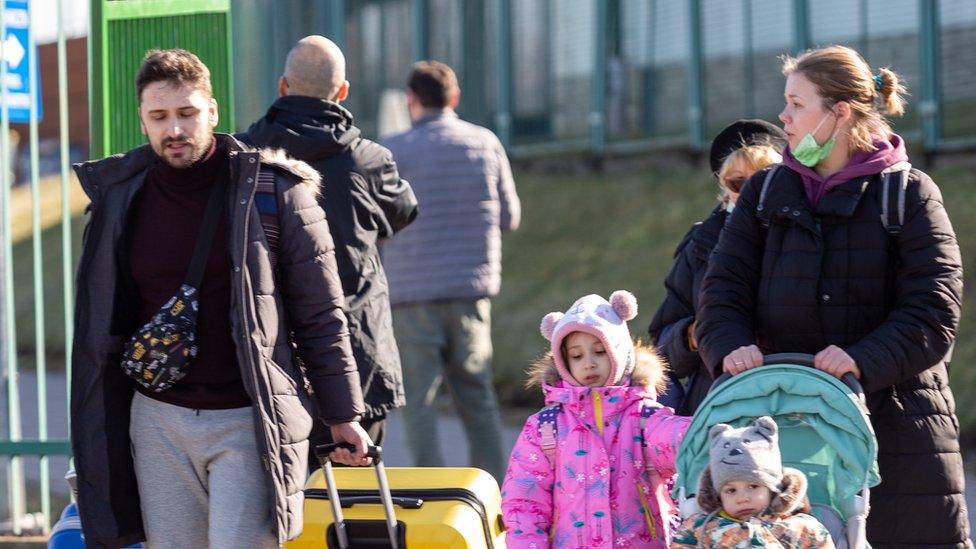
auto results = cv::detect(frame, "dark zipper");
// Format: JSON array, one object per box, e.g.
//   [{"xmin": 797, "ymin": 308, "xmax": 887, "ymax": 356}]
[
  {"xmin": 305, "ymin": 487, "xmax": 497, "ymax": 548},
  {"xmin": 813, "ymin": 217, "xmax": 830, "ymax": 342},
  {"xmin": 231, "ymin": 153, "xmax": 280, "ymax": 525}
]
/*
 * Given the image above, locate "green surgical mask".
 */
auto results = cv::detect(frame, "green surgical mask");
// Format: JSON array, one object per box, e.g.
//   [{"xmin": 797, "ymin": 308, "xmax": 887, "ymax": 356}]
[{"xmin": 792, "ymin": 113, "xmax": 838, "ymax": 167}]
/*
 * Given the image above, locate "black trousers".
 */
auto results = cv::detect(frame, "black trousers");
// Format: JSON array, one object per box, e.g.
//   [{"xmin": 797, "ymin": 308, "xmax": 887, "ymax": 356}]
[{"xmin": 307, "ymin": 415, "xmax": 386, "ymax": 473}]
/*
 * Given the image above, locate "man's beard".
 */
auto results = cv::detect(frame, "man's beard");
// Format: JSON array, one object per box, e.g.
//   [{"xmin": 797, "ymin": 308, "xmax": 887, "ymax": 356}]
[{"xmin": 157, "ymin": 134, "xmax": 212, "ymax": 168}]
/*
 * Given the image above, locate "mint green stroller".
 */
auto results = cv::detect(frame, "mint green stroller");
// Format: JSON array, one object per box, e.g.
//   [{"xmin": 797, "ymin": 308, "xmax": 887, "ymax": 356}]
[{"xmin": 673, "ymin": 353, "xmax": 880, "ymax": 548}]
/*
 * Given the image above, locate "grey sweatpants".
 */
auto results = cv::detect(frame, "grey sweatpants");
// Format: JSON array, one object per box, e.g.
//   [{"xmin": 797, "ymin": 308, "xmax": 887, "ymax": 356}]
[{"xmin": 130, "ymin": 392, "xmax": 278, "ymax": 548}]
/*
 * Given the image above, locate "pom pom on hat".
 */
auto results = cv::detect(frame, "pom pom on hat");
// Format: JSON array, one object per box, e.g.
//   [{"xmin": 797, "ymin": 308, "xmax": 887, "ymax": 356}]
[
  {"xmin": 609, "ymin": 290, "xmax": 638, "ymax": 321},
  {"xmin": 540, "ymin": 312, "xmax": 563, "ymax": 341}
]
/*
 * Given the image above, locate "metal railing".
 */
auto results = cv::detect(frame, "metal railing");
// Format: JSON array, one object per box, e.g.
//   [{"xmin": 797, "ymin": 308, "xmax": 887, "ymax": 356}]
[
  {"xmin": 1, "ymin": 0, "xmax": 75, "ymax": 535},
  {"xmin": 229, "ymin": 0, "xmax": 976, "ymax": 158}
]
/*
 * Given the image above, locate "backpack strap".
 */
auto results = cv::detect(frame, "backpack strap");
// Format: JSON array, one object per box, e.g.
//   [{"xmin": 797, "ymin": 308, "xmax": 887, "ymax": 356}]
[
  {"xmin": 638, "ymin": 402, "xmax": 661, "ymax": 436},
  {"xmin": 879, "ymin": 164, "xmax": 910, "ymax": 236},
  {"xmin": 254, "ymin": 166, "xmax": 280, "ymax": 266},
  {"xmin": 538, "ymin": 401, "xmax": 662, "ymax": 466},
  {"xmin": 755, "ymin": 165, "xmax": 782, "ymax": 229},
  {"xmin": 638, "ymin": 402, "xmax": 665, "ymax": 477},
  {"xmin": 537, "ymin": 403, "xmax": 561, "ymax": 464},
  {"xmin": 638, "ymin": 401, "xmax": 661, "ymax": 447},
  {"xmin": 877, "ymin": 165, "xmax": 956, "ymax": 372}
]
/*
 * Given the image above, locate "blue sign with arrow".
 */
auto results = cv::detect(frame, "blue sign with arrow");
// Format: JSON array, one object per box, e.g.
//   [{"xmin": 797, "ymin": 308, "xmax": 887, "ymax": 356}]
[{"xmin": 2, "ymin": 0, "xmax": 43, "ymax": 123}]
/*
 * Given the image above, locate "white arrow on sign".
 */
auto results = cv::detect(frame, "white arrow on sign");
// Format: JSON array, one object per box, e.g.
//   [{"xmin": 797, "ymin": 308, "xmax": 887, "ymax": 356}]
[{"xmin": 2, "ymin": 34, "xmax": 26, "ymax": 69}]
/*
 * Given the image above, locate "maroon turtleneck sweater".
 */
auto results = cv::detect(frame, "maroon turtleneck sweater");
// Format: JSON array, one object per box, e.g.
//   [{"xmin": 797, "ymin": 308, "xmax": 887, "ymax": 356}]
[{"xmin": 129, "ymin": 137, "xmax": 251, "ymax": 409}]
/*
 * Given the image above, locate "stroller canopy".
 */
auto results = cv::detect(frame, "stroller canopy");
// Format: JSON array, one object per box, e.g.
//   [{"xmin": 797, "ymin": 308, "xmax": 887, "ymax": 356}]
[{"xmin": 674, "ymin": 364, "xmax": 880, "ymax": 519}]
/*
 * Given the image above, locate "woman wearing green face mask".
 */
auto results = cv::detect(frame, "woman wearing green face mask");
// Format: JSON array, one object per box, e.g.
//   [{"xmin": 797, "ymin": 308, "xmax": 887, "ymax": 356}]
[{"xmin": 695, "ymin": 45, "xmax": 969, "ymax": 548}]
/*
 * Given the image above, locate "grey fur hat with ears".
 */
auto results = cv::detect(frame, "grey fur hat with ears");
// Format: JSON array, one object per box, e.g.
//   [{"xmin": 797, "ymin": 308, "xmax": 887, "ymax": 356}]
[
  {"xmin": 696, "ymin": 465, "xmax": 809, "ymax": 516},
  {"xmin": 708, "ymin": 416, "xmax": 783, "ymax": 492}
]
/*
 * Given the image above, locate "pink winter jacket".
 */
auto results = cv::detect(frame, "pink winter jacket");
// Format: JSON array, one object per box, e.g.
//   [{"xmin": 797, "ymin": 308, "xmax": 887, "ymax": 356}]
[{"xmin": 502, "ymin": 346, "xmax": 691, "ymax": 548}]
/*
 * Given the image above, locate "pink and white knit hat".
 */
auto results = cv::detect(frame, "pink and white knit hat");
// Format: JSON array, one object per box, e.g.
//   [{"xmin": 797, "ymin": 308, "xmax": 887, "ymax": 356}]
[{"xmin": 539, "ymin": 291, "xmax": 638, "ymax": 386}]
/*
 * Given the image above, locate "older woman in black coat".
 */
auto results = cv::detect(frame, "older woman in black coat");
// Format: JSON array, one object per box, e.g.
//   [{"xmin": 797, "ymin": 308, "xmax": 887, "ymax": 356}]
[
  {"xmin": 649, "ymin": 120, "xmax": 784, "ymax": 415},
  {"xmin": 696, "ymin": 45, "xmax": 969, "ymax": 548}
]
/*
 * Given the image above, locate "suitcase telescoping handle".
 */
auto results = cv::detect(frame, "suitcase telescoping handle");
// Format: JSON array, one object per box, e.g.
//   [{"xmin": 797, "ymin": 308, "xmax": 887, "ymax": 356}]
[{"xmin": 315, "ymin": 443, "xmax": 400, "ymax": 549}]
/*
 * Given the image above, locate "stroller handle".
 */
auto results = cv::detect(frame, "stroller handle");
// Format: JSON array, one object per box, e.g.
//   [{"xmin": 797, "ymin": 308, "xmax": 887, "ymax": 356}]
[{"xmin": 711, "ymin": 352, "xmax": 865, "ymax": 398}]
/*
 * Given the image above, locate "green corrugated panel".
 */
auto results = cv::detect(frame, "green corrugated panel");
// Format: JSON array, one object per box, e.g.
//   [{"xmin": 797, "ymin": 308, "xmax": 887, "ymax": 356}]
[{"xmin": 91, "ymin": 0, "xmax": 234, "ymax": 157}]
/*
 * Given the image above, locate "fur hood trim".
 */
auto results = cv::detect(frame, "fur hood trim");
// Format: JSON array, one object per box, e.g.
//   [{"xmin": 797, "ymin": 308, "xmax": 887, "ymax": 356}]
[
  {"xmin": 257, "ymin": 147, "xmax": 323, "ymax": 197},
  {"xmin": 695, "ymin": 466, "xmax": 810, "ymax": 516},
  {"xmin": 526, "ymin": 340, "xmax": 667, "ymax": 394}
]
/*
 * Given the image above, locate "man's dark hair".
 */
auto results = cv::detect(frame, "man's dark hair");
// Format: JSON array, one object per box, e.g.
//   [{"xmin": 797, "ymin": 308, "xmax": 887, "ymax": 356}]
[
  {"xmin": 136, "ymin": 48, "xmax": 213, "ymax": 101},
  {"xmin": 407, "ymin": 60, "xmax": 459, "ymax": 109}
]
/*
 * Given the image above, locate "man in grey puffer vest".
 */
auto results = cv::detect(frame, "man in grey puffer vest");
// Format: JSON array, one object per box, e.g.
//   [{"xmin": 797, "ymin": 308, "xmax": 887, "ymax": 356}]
[
  {"xmin": 239, "ymin": 36, "xmax": 418, "ymax": 467},
  {"xmin": 381, "ymin": 61, "xmax": 520, "ymax": 482}
]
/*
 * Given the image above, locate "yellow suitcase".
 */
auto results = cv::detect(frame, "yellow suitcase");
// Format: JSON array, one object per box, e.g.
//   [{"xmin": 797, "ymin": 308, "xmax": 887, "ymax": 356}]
[{"xmin": 287, "ymin": 445, "xmax": 506, "ymax": 548}]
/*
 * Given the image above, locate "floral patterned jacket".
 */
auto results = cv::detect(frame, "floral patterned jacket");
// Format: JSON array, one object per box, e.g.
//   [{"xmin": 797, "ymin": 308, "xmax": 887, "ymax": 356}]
[
  {"xmin": 670, "ymin": 466, "xmax": 834, "ymax": 548},
  {"xmin": 502, "ymin": 346, "xmax": 691, "ymax": 548}
]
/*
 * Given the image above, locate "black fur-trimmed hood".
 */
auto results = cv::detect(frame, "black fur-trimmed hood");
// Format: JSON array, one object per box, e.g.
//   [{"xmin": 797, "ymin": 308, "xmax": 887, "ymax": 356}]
[{"xmin": 255, "ymin": 146, "xmax": 322, "ymax": 197}]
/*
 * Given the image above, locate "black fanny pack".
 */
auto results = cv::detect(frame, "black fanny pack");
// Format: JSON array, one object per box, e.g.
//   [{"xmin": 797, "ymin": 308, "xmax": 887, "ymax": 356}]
[{"xmin": 121, "ymin": 163, "xmax": 229, "ymax": 392}]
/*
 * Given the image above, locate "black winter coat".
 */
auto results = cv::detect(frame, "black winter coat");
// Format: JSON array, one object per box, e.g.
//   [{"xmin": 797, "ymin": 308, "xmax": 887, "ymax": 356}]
[
  {"xmin": 648, "ymin": 204, "xmax": 728, "ymax": 415},
  {"xmin": 696, "ymin": 165, "xmax": 970, "ymax": 548},
  {"xmin": 240, "ymin": 97, "xmax": 418, "ymax": 419},
  {"xmin": 71, "ymin": 137, "xmax": 365, "ymax": 547}
]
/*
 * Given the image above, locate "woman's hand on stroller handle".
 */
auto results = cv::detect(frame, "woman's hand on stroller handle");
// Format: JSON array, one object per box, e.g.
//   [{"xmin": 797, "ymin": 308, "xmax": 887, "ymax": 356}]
[
  {"xmin": 722, "ymin": 345, "xmax": 763, "ymax": 375},
  {"xmin": 713, "ymin": 351, "xmax": 866, "ymax": 400},
  {"xmin": 813, "ymin": 345, "xmax": 861, "ymax": 380}
]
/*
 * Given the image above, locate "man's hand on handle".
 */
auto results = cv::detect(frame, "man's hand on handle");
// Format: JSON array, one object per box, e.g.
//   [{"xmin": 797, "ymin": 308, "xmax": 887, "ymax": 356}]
[
  {"xmin": 329, "ymin": 421, "xmax": 373, "ymax": 466},
  {"xmin": 722, "ymin": 345, "xmax": 764, "ymax": 375}
]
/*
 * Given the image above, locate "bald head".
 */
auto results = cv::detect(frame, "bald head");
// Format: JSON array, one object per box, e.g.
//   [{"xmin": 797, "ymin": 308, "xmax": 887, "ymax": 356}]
[{"xmin": 282, "ymin": 35, "xmax": 347, "ymax": 100}]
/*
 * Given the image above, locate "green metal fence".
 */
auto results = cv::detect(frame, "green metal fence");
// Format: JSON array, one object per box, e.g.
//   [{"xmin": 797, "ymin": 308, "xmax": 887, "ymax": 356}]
[
  {"xmin": 229, "ymin": 0, "xmax": 976, "ymax": 158},
  {"xmin": 1, "ymin": 0, "xmax": 75, "ymax": 535},
  {"xmin": 90, "ymin": 0, "xmax": 235, "ymax": 157}
]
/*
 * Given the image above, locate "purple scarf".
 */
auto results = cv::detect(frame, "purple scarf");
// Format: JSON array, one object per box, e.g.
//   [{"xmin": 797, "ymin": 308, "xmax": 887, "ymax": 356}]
[{"xmin": 782, "ymin": 133, "xmax": 909, "ymax": 206}]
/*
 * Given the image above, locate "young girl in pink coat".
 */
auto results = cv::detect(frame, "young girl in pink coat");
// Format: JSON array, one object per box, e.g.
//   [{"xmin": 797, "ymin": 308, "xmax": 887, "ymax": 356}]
[{"xmin": 502, "ymin": 291, "xmax": 692, "ymax": 548}]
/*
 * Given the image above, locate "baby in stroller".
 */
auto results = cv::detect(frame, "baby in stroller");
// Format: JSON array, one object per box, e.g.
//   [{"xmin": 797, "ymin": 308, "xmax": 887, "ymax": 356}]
[{"xmin": 671, "ymin": 416, "xmax": 833, "ymax": 548}]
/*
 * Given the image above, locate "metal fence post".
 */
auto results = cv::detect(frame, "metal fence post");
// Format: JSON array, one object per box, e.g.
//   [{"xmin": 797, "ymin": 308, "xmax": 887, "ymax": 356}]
[
  {"xmin": 918, "ymin": 0, "xmax": 941, "ymax": 153},
  {"xmin": 88, "ymin": 0, "xmax": 107, "ymax": 158},
  {"xmin": 460, "ymin": 0, "xmax": 489, "ymax": 127},
  {"xmin": 58, "ymin": 0, "xmax": 73, "ymax": 436},
  {"xmin": 858, "ymin": 0, "xmax": 869, "ymax": 57},
  {"xmin": 411, "ymin": 0, "xmax": 428, "ymax": 62},
  {"xmin": 323, "ymin": 0, "xmax": 347, "ymax": 51},
  {"xmin": 494, "ymin": 0, "xmax": 512, "ymax": 148},
  {"xmin": 1, "ymin": 1, "xmax": 26, "ymax": 531},
  {"xmin": 589, "ymin": 0, "xmax": 608, "ymax": 153},
  {"xmin": 27, "ymin": 0, "xmax": 53, "ymax": 529},
  {"xmin": 743, "ymin": 0, "xmax": 755, "ymax": 118},
  {"xmin": 687, "ymin": 0, "xmax": 705, "ymax": 153},
  {"xmin": 793, "ymin": 0, "xmax": 810, "ymax": 53},
  {"xmin": 641, "ymin": 0, "xmax": 658, "ymax": 137}
]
